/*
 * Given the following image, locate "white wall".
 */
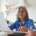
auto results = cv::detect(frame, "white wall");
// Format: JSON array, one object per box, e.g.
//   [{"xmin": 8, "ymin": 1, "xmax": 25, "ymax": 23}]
[
  {"xmin": 0, "ymin": 0, "xmax": 1, "ymax": 10},
  {"xmin": 1, "ymin": 0, "xmax": 6, "ymax": 18},
  {"xmin": 7, "ymin": 10, "xmax": 18, "ymax": 22},
  {"xmin": 27, "ymin": 7, "xmax": 36, "ymax": 21},
  {"xmin": 0, "ymin": 0, "xmax": 36, "ymax": 22}
]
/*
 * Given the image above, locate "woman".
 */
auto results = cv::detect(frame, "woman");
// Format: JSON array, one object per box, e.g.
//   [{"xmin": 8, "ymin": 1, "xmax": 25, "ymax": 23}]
[{"xmin": 9, "ymin": 6, "xmax": 35, "ymax": 32}]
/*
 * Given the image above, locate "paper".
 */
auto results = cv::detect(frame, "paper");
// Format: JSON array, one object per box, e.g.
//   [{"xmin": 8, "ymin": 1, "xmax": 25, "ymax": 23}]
[{"xmin": 0, "ymin": 32, "xmax": 7, "ymax": 36}]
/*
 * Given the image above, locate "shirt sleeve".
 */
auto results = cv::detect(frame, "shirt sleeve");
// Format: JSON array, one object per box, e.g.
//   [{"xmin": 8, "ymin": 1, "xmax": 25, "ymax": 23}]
[
  {"xmin": 29, "ymin": 20, "xmax": 36, "ymax": 30},
  {"xmin": 9, "ymin": 22, "xmax": 16, "ymax": 30}
]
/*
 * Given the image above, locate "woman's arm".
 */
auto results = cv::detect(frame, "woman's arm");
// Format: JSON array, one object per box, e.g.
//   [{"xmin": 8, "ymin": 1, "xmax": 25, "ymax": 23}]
[
  {"xmin": 9, "ymin": 22, "xmax": 16, "ymax": 30},
  {"xmin": 29, "ymin": 20, "xmax": 35, "ymax": 30}
]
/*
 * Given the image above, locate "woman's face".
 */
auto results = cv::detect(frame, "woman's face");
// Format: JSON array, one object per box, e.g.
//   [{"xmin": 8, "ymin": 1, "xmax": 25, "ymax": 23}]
[{"xmin": 18, "ymin": 8, "xmax": 26, "ymax": 19}]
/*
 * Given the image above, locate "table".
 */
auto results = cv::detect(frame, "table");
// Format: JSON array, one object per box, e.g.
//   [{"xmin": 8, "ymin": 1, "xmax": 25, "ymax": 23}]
[
  {"xmin": 3, "ymin": 31, "xmax": 28, "ymax": 36},
  {"xmin": 3, "ymin": 31, "xmax": 36, "ymax": 36}
]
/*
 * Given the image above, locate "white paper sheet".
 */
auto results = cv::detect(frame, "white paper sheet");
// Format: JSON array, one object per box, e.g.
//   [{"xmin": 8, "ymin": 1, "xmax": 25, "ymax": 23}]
[{"xmin": 0, "ymin": 32, "xmax": 7, "ymax": 36}]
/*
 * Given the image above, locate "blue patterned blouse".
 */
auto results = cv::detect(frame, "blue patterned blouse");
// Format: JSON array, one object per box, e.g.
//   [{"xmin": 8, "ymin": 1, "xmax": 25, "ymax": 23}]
[{"xmin": 9, "ymin": 18, "xmax": 36, "ymax": 31}]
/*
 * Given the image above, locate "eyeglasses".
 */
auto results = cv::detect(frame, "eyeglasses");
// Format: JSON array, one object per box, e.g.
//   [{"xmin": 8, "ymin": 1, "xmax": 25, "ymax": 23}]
[{"xmin": 18, "ymin": 11, "xmax": 25, "ymax": 13}]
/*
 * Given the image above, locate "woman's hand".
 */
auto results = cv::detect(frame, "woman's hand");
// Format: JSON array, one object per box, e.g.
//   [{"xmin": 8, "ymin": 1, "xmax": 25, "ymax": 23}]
[{"xmin": 18, "ymin": 26, "xmax": 28, "ymax": 32}]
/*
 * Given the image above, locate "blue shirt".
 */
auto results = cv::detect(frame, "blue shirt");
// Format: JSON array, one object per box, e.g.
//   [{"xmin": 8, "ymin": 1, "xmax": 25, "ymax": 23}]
[{"xmin": 9, "ymin": 18, "xmax": 36, "ymax": 31}]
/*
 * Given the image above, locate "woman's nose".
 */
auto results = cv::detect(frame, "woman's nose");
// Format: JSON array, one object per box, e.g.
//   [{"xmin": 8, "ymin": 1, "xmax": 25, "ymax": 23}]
[
  {"xmin": 20, "ymin": 13, "xmax": 22, "ymax": 15},
  {"xmin": 20, "ymin": 12, "xmax": 22, "ymax": 14}
]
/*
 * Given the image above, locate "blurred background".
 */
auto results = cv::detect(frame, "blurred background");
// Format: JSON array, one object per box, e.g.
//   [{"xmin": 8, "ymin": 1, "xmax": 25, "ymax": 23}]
[{"xmin": 0, "ymin": 0, "xmax": 36, "ymax": 27}]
